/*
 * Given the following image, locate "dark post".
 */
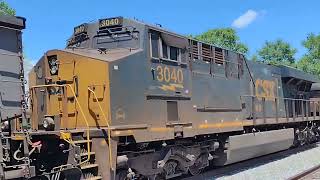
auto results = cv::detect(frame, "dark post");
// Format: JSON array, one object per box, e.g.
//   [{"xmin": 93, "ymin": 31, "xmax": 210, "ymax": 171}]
[
  {"xmin": 306, "ymin": 101, "xmax": 309, "ymax": 121},
  {"xmin": 252, "ymin": 96, "xmax": 256, "ymax": 125},
  {"xmin": 285, "ymin": 99, "xmax": 289, "ymax": 122},
  {"xmin": 262, "ymin": 97, "xmax": 266, "ymax": 123},
  {"xmin": 275, "ymin": 98, "xmax": 278, "ymax": 123},
  {"xmin": 301, "ymin": 100, "xmax": 305, "ymax": 121},
  {"xmin": 292, "ymin": 100, "xmax": 296, "ymax": 122},
  {"xmin": 313, "ymin": 101, "xmax": 316, "ymax": 120}
]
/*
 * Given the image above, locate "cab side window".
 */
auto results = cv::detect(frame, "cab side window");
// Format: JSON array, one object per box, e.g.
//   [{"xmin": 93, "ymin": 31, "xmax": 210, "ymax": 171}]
[
  {"xmin": 149, "ymin": 31, "xmax": 183, "ymax": 63},
  {"xmin": 162, "ymin": 40, "xmax": 168, "ymax": 59},
  {"xmin": 169, "ymin": 46, "xmax": 178, "ymax": 61},
  {"xmin": 150, "ymin": 32, "xmax": 159, "ymax": 58}
]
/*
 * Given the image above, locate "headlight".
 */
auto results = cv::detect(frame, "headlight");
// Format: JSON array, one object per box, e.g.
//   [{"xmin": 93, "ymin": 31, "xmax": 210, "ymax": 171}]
[
  {"xmin": 43, "ymin": 117, "xmax": 55, "ymax": 131},
  {"xmin": 1, "ymin": 121, "xmax": 9, "ymax": 131},
  {"xmin": 48, "ymin": 55, "xmax": 58, "ymax": 75},
  {"xmin": 50, "ymin": 65, "xmax": 58, "ymax": 75}
]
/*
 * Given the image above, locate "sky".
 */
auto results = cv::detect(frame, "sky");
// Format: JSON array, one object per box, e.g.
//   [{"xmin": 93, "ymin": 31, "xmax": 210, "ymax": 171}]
[{"xmin": 6, "ymin": 0, "xmax": 320, "ymax": 65}]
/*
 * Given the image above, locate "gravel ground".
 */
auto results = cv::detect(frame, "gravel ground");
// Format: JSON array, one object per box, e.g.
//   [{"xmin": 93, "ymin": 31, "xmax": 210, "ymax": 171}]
[{"xmin": 184, "ymin": 143, "xmax": 320, "ymax": 180}]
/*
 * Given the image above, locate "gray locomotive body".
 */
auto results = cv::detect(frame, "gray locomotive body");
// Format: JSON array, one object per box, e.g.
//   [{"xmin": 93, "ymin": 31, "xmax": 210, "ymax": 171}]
[
  {"xmin": 0, "ymin": 15, "xmax": 30, "ymax": 179},
  {"xmin": 66, "ymin": 17, "xmax": 319, "ymax": 139},
  {"xmin": 0, "ymin": 15, "xmax": 26, "ymax": 123},
  {"xmin": 58, "ymin": 17, "xmax": 320, "ymax": 178},
  {"xmin": 2, "ymin": 14, "xmax": 320, "ymax": 180}
]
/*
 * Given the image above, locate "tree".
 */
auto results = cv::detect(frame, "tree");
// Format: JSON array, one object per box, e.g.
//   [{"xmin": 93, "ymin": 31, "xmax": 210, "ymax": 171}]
[
  {"xmin": 297, "ymin": 33, "xmax": 320, "ymax": 76},
  {"xmin": 297, "ymin": 57, "xmax": 320, "ymax": 77},
  {"xmin": 251, "ymin": 54, "xmax": 259, "ymax": 62},
  {"xmin": 193, "ymin": 28, "xmax": 249, "ymax": 54},
  {"xmin": 257, "ymin": 39, "xmax": 297, "ymax": 66},
  {"xmin": 0, "ymin": 0, "xmax": 15, "ymax": 16}
]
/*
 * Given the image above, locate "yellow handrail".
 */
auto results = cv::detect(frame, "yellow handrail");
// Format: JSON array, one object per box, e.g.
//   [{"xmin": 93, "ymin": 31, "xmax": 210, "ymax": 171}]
[
  {"xmin": 65, "ymin": 84, "xmax": 91, "ymax": 165},
  {"xmin": 88, "ymin": 87, "xmax": 113, "ymax": 170},
  {"xmin": 30, "ymin": 84, "xmax": 91, "ymax": 165}
]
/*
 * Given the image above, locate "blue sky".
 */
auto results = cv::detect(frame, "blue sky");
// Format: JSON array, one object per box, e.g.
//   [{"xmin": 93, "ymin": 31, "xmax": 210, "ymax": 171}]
[{"xmin": 6, "ymin": 0, "xmax": 320, "ymax": 64}]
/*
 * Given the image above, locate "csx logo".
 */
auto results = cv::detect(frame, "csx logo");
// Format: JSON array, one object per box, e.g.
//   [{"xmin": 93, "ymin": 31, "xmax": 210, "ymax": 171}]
[
  {"xmin": 255, "ymin": 79, "xmax": 276, "ymax": 100},
  {"xmin": 156, "ymin": 65, "xmax": 183, "ymax": 84}
]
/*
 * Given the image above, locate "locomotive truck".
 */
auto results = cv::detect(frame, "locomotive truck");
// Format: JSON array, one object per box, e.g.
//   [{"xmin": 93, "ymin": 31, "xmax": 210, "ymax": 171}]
[{"xmin": 2, "ymin": 16, "xmax": 320, "ymax": 180}]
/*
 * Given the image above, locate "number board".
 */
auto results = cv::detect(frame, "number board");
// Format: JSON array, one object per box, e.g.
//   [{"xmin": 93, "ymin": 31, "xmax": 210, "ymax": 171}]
[
  {"xmin": 74, "ymin": 23, "xmax": 88, "ymax": 35},
  {"xmin": 155, "ymin": 65, "xmax": 184, "ymax": 84},
  {"xmin": 99, "ymin": 17, "xmax": 123, "ymax": 29}
]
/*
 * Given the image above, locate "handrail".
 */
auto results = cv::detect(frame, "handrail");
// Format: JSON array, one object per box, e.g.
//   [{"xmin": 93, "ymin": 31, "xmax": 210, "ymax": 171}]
[
  {"xmin": 241, "ymin": 94, "xmax": 320, "ymax": 123},
  {"xmin": 65, "ymin": 84, "xmax": 91, "ymax": 165},
  {"xmin": 30, "ymin": 84, "xmax": 91, "ymax": 165},
  {"xmin": 241, "ymin": 95, "xmax": 320, "ymax": 102},
  {"xmin": 88, "ymin": 87, "xmax": 113, "ymax": 171}
]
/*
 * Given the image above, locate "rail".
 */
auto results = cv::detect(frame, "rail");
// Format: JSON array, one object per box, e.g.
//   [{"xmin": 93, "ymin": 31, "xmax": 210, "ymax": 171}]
[
  {"xmin": 288, "ymin": 164, "xmax": 320, "ymax": 180},
  {"xmin": 30, "ymin": 84, "xmax": 91, "ymax": 165},
  {"xmin": 88, "ymin": 87, "xmax": 113, "ymax": 170}
]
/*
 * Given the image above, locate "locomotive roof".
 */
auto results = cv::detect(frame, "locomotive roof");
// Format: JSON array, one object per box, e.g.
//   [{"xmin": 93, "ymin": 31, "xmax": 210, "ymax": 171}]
[
  {"xmin": 279, "ymin": 65, "xmax": 320, "ymax": 83},
  {"xmin": 143, "ymin": 19, "xmax": 245, "ymax": 55},
  {"xmin": 0, "ymin": 14, "xmax": 26, "ymax": 30},
  {"xmin": 311, "ymin": 83, "xmax": 320, "ymax": 91},
  {"xmin": 71, "ymin": 16, "xmax": 244, "ymax": 56},
  {"xmin": 66, "ymin": 16, "xmax": 319, "ymax": 84}
]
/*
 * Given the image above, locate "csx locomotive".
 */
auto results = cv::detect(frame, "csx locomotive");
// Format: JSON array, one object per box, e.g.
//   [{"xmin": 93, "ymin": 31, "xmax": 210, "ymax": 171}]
[{"xmin": 2, "ymin": 16, "xmax": 320, "ymax": 180}]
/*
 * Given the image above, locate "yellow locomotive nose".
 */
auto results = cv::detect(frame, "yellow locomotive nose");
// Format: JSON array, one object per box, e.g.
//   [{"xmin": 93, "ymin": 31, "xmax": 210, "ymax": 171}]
[{"xmin": 30, "ymin": 49, "xmax": 112, "ymax": 130}]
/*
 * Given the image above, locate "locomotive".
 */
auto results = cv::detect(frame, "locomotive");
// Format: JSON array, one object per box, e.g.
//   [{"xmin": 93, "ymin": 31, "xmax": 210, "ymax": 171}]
[
  {"xmin": 2, "ymin": 16, "xmax": 320, "ymax": 180},
  {"xmin": 0, "ymin": 14, "xmax": 30, "ymax": 179}
]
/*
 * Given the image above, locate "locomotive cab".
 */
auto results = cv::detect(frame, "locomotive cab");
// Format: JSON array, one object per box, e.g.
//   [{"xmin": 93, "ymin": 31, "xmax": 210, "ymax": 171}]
[
  {"xmin": 29, "ymin": 17, "xmax": 146, "ymax": 131},
  {"xmin": 29, "ymin": 17, "xmax": 193, "ymax": 139}
]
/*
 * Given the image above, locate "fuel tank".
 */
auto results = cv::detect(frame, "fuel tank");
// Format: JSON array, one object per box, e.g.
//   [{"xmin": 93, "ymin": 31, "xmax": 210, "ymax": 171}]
[{"xmin": 214, "ymin": 128, "xmax": 294, "ymax": 166}]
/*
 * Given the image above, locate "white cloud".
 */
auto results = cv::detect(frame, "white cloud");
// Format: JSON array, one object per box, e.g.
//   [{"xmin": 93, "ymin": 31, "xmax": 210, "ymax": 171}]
[{"xmin": 232, "ymin": 10, "xmax": 260, "ymax": 29}]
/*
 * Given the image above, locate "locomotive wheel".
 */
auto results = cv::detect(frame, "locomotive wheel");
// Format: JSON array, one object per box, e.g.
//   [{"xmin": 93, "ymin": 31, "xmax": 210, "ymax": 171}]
[
  {"xmin": 189, "ymin": 164, "xmax": 203, "ymax": 176},
  {"xmin": 296, "ymin": 127, "xmax": 307, "ymax": 146},
  {"xmin": 115, "ymin": 169, "xmax": 128, "ymax": 180},
  {"xmin": 163, "ymin": 160, "xmax": 178, "ymax": 178},
  {"xmin": 188, "ymin": 154, "xmax": 205, "ymax": 176},
  {"xmin": 188, "ymin": 162, "xmax": 203, "ymax": 176}
]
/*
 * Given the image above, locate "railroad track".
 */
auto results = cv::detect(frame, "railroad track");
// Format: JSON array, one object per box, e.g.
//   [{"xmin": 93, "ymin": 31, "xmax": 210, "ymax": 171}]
[
  {"xmin": 288, "ymin": 164, "xmax": 320, "ymax": 180},
  {"xmin": 183, "ymin": 144, "xmax": 319, "ymax": 180}
]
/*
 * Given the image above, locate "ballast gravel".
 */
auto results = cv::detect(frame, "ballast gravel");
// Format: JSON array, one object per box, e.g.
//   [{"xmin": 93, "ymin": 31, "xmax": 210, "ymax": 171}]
[
  {"xmin": 185, "ymin": 143, "xmax": 320, "ymax": 180},
  {"xmin": 217, "ymin": 144, "xmax": 320, "ymax": 180}
]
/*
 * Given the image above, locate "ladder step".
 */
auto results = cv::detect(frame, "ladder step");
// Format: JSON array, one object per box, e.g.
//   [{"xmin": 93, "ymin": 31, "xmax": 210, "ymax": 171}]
[
  {"xmin": 81, "ymin": 163, "xmax": 98, "ymax": 170},
  {"xmin": 81, "ymin": 152, "xmax": 95, "ymax": 156},
  {"xmin": 85, "ymin": 176, "xmax": 102, "ymax": 180},
  {"xmin": 73, "ymin": 139, "xmax": 92, "ymax": 144}
]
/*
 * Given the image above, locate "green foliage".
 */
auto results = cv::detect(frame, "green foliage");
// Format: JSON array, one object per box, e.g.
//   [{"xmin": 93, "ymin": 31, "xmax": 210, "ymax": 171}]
[
  {"xmin": 257, "ymin": 39, "xmax": 297, "ymax": 66},
  {"xmin": 302, "ymin": 33, "xmax": 320, "ymax": 58},
  {"xmin": 251, "ymin": 54, "xmax": 259, "ymax": 62},
  {"xmin": 0, "ymin": 1, "xmax": 15, "ymax": 16},
  {"xmin": 193, "ymin": 28, "xmax": 248, "ymax": 54},
  {"xmin": 297, "ymin": 57, "xmax": 320, "ymax": 77},
  {"xmin": 297, "ymin": 33, "xmax": 320, "ymax": 77}
]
